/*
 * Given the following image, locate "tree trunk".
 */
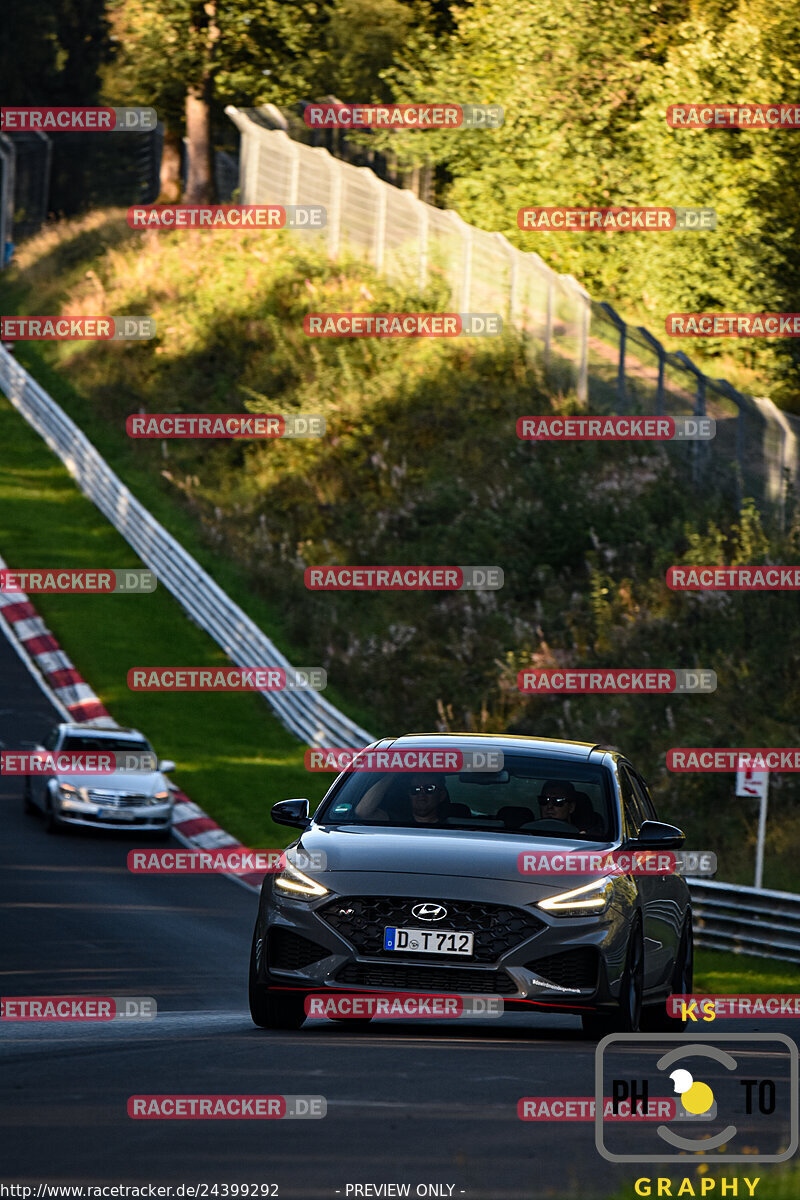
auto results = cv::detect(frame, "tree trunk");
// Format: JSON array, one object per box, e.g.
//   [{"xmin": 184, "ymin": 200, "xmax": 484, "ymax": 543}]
[
  {"xmin": 183, "ymin": 0, "xmax": 218, "ymax": 203},
  {"xmin": 184, "ymin": 86, "xmax": 213, "ymax": 202},
  {"xmin": 159, "ymin": 127, "xmax": 182, "ymax": 202}
]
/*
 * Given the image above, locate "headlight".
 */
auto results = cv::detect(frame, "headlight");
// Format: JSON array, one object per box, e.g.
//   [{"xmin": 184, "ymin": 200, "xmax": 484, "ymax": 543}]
[
  {"xmin": 537, "ymin": 876, "xmax": 615, "ymax": 917},
  {"xmin": 151, "ymin": 790, "xmax": 170, "ymax": 804},
  {"xmin": 274, "ymin": 861, "xmax": 329, "ymax": 899},
  {"xmin": 58, "ymin": 783, "xmax": 78, "ymax": 799}
]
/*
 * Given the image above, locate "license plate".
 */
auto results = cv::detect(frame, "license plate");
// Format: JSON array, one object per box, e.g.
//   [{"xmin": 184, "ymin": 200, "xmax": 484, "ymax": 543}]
[
  {"xmin": 97, "ymin": 808, "xmax": 136, "ymax": 821},
  {"xmin": 383, "ymin": 927, "xmax": 474, "ymax": 956}
]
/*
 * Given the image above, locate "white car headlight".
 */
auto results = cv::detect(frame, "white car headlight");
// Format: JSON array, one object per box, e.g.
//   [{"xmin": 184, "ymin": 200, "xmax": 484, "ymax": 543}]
[
  {"xmin": 537, "ymin": 876, "xmax": 615, "ymax": 917},
  {"xmin": 274, "ymin": 861, "xmax": 329, "ymax": 898}
]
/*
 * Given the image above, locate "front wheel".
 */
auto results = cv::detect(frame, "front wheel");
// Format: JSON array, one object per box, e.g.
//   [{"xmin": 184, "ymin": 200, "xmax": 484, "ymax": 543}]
[
  {"xmin": 641, "ymin": 919, "xmax": 693, "ymax": 1032},
  {"xmin": 45, "ymin": 793, "xmax": 63, "ymax": 834},
  {"xmin": 611, "ymin": 921, "xmax": 644, "ymax": 1033},
  {"xmin": 248, "ymin": 926, "xmax": 306, "ymax": 1030}
]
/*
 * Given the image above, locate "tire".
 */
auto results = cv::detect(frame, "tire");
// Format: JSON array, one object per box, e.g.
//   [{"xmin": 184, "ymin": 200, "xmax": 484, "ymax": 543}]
[
  {"xmin": 248, "ymin": 926, "xmax": 306, "ymax": 1030},
  {"xmin": 640, "ymin": 918, "xmax": 693, "ymax": 1033},
  {"xmin": 45, "ymin": 793, "xmax": 63, "ymax": 834},
  {"xmin": 610, "ymin": 919, "xmax": 644, "ymax": 1033},
  {"xmin": 23, "ymin": 777, "xmax": 35, "ymax": 814}
]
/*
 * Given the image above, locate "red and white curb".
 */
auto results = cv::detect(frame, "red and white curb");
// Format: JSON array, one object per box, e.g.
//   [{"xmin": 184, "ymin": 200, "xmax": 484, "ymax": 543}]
[{"xmin": 0, "ymin": 554, "xmax": 266, "ymax": 893}]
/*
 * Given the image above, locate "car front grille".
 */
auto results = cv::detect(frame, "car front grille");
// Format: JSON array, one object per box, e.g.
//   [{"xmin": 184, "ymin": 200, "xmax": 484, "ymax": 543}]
[
  {"xmin": 319, "ymin": 896, "xmax": 545, "ymax": 963},
  {"xmin": 88, "ymin": 790, "xmax": 151, "ymax": 807},
  {"xmin": 335, "ymin": 962, "xmax": 517, "ymax": 995},
  {"xmin": 524, "ymin": 948, "xmax": 599, "ymax": 990},
  {"xmin": 268, "ymin": 928, "xmax": 330, "ymax": 971}
]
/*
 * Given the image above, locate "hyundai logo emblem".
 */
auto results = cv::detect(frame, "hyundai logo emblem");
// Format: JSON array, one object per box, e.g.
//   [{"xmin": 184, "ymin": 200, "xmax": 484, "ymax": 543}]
[{"xmin": 411, "ymin": 903, "xmax": 448, "ymax": 921}]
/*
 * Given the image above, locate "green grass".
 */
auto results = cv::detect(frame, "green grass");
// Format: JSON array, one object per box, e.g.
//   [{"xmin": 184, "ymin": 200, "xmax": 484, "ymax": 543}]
[
  {"xmin": 0, "ymin": 391, "xmax": 330, "ymax": 847},
  {"xmin": 694, "ymin": 949, "xmax": 800, "ymax": 995}
]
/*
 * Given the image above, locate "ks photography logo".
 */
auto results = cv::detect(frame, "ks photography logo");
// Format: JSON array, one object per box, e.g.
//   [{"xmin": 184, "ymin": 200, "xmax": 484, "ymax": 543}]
[{"xmin": 595, "ymin": 1034, "xmax": 798, "ymax": 1163}]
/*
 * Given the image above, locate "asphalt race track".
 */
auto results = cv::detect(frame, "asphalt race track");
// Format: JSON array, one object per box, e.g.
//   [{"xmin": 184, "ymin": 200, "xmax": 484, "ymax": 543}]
[{"xmin": 1, "ymin": 627, "xmax": 795, "ymax": 1198}]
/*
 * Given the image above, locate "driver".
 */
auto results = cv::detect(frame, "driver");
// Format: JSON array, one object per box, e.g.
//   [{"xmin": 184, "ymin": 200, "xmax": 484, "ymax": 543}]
[
  {"xmin": 355, "ymin": 773, "xmax": 448, "ymax": 825},
  {"xmin": 537, "ymin": 780, "xmax": 579, "ymax": 827}
]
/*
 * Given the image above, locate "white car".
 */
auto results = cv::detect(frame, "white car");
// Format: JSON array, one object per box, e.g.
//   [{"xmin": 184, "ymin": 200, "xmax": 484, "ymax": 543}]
[{"xmin": 24, "ymin": 720, "xmax": 175, "ymax": 836}]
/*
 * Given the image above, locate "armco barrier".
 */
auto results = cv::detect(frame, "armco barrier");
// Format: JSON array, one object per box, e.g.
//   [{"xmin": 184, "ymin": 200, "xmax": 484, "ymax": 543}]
[
  {"xmin": 0, "ymin": 345, "xmax": 372, "ymax": 750},
  {"xmin": 688, "ymin": 878, "xmax": 800, "ymax": 965}
]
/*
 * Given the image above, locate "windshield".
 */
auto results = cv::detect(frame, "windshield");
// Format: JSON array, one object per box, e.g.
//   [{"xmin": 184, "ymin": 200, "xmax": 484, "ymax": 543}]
[
  {"xmin": 316, "ymin": 754, "xmax": 617, "ymax": 841},
  {"xmin": 60, "ymin": 735, "xmax": 152, "ymax": 754}
]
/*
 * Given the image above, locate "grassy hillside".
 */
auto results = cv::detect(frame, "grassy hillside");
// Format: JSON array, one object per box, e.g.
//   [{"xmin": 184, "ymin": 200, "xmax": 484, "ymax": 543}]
[{"xmin": 1, "ymin": 211, "xmax": 800, "ymax": 888}]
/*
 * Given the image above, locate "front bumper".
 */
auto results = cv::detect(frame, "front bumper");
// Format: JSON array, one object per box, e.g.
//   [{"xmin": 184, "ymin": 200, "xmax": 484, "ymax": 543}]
[
  {"xmin": 54, "ymin": 795, "xmax": 173, "ymax": 830},
  {"xmin": 258, "ymin": 873, "xmax": 631, "ymax": 1015}
]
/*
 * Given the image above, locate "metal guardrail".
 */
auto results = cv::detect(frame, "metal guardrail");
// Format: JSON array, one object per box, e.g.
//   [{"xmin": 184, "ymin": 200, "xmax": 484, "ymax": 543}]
[
  {"xmin": 688, "ymin": 879, "xmax": 800, "ymax": 965},
  {"xmin": 0, "ymin": 345, "xmax": 373, "ymax": 751}
]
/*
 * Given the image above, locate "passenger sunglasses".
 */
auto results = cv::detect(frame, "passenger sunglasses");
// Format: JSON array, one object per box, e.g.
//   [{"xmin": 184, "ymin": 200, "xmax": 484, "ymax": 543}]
[
  {"xmin": 409, "ymin": 784, "xmax": 440, "ymax": 795},
  {"xmin": 539, "ymin": 796, "xmax": 569, "ymax": 806}
]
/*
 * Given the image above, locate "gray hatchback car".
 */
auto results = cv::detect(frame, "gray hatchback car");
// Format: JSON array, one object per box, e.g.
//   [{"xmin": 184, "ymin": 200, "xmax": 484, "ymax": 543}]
[{"xmin": 249, "ymin": 733, "xmax": 693, "ymax": 1035}]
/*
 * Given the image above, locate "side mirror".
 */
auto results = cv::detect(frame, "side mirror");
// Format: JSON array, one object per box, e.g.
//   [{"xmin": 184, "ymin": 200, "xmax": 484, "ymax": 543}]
[
  {"xmin": 272, "ymin": 798, "xmax": 311, "ymax": 829},
  {"xmin": 158, "ymin": 759, "xmax": 176, "ymax": 774},
  {"xmin": 629, "ymin": 819, "xmax": 685, "ymax": 850}
]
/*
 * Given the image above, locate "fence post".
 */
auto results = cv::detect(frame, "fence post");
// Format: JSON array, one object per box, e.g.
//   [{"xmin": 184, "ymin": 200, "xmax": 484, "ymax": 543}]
[
  {"xmin": 287, "ymin": 141, "xmax": 300, "ymax": 205},
  {"xmin": 328, "ymin": 157, "xmax": 343, "ymax": 259},
  {"xmin": 418, "ymin": 198, "xmax": 428, "ymax": 292},
  {"xmin": 502, "ymin": 237, "xmax": 518, "ymax": 326},
  {"xmin": 673, "ymin": 351, "xmax": 708, "ymax": 484},
  {"xmin": 373, "ymin": 177, "xmax": 387, "ymax": 275},
  {"xmin": 598, "ymin": 303, "xmax": 626, "ymax": 409},
  {"xmin": 461, "ymin": 224, "xmax": 473, "ymax": 312},
  {"xmin": 0, "ymin": 134, "xmax": 15, "ymax": 268},
  {"xmin": 566, "ymin": 278, "xmax": 591, "ymax": 405},
  {"xmin": 636, "ymin": 326, "xmax": 665, "ymax": 415},
  {"xmin": 544, "ymin": 275, "xmax": 553, "ymax": 368}
]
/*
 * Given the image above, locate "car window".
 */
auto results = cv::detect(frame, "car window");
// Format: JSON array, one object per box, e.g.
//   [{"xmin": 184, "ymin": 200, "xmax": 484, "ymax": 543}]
[
  {"xmin": 632, "ymin": 771, "xmax": 658, "ymax": 821},
  {"xmin": 619, "ymin": 764, "xmax": 645, "ymax": 836},
  {"xmin": 317, "ymin": 755, "xmax": 616, "ymax": 840},
  {"xmin": 60, "ymin": 735, "xmax": 151, "ymax": 753}
]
